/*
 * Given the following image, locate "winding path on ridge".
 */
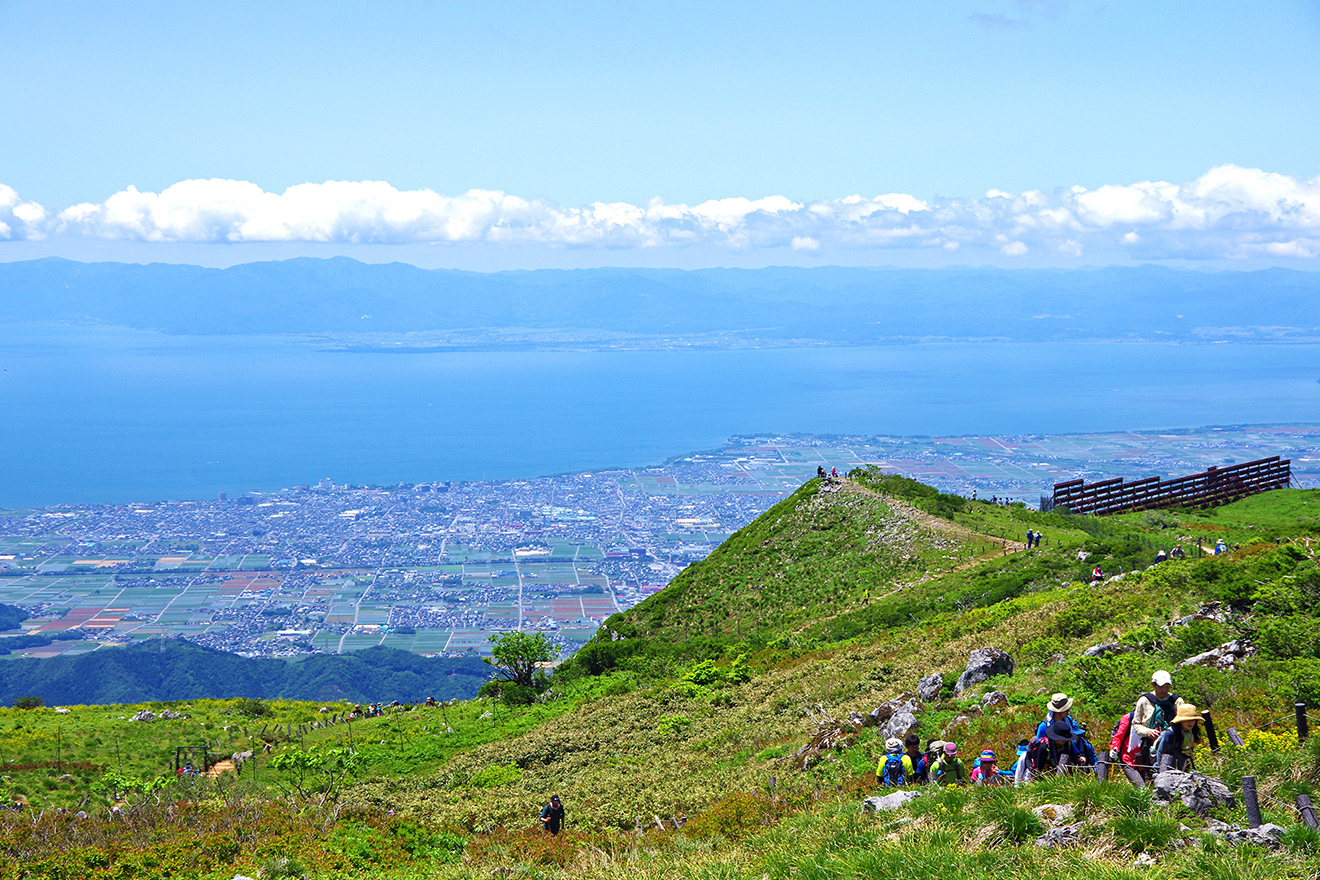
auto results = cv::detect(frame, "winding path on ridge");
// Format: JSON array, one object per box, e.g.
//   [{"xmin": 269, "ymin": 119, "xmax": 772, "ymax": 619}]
[{"xmin": 793, "ymin": 479, "xmax": 1028, "ymax": 633}]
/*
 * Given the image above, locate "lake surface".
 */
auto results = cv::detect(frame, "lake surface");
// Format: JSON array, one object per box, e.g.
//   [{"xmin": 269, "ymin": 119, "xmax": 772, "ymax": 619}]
[{"xmin": 3, "ymin": 324, "xmax": 1318, "ymax": 507}]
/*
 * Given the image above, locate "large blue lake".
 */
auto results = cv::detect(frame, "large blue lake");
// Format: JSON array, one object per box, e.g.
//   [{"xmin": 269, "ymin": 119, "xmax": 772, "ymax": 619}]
[{"xmin": 3, "ymin": 324, "xmax": 1318, "ymax": 507}]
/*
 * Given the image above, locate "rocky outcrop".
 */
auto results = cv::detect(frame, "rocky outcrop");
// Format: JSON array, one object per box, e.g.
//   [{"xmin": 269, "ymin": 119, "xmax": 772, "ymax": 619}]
[
  {"xmin": 1205, "ymin": 819, "xmax": 1286, "ymax": 848},
  {"xmin": 1035, "ymin": 823, "xmax": 1082, "ymax": 848},
  {"xmin": 862, "ymin": 790, "xmax": 922, "ymax": 812},
  {"xmin": 980, "ymin": 691, "xmax": 1008, "ymax": 710},
  {"xmin": 1177, "ymin": 639, "xmax": 1256, "ymax": 671},
  {"xmin": 917, "ymin": 673, "xmax": 943, "ymax": 703},
  {"xmin": 1152, "ymin": 770, "xmax": 1235, "ymax": 815},
  {"xmin": 954, "ymin": 648, "xmax": 1014, "ymax": 695}
]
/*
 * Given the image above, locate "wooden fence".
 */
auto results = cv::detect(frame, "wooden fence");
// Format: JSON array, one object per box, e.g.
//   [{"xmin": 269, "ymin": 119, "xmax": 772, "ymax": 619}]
[{"xmin": 1046, "ymin": 456, "xmax": 1292, "ymax": 516}]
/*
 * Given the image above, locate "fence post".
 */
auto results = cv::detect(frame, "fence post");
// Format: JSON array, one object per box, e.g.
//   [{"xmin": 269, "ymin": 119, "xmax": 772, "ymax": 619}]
[
  {"xmin": 1242, "ymin": 777, "xmax": 1262, "ymax": 829},
  {"xmin": 1227, "ymin": 728, "xmax": 1244, "ymax": 747},
  {"xmin": 1201, "ymin": 711, "xmax": 1218, "ymax": 752},
  {"xmin": 1297, "ymin": 703, "xmax": 1309, "ymax": 744},
  {"xmin": 1298, "ymin": 795, "xmax": 1320, "ymax": 831}
]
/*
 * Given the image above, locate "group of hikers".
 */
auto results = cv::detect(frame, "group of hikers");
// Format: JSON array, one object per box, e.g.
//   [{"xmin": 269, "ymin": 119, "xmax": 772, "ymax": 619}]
[{"xmin": 876, "ymin": 670, "xmax": 1201, "ymax": 788}]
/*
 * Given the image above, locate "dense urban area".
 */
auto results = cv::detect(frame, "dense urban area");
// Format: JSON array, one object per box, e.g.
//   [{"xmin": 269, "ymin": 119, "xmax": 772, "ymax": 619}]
[{"xmin": 1, "ymin": 426, "xmax": 1315, "ymax": 662}]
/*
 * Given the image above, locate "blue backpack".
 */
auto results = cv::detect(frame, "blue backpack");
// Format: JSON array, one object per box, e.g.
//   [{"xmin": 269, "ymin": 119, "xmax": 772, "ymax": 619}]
[{"xmin": 881, "ymin": 753, "xmax": 907, "ymax": 787}]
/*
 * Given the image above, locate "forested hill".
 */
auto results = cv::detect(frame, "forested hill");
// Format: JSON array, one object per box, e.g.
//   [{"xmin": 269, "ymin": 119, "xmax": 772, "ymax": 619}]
[
  {"xmin": 2, "ymin": 258, "xmax": 1318, "ymax": 343},
  {"xmin": 0, "ymin": 640, "xmax": 490, "ymax": 706}
]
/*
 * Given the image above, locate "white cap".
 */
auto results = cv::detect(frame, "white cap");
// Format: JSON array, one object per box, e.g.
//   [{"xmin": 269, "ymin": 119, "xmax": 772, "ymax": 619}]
[{"xmin": 1152, "ymin": 670, "xmax": 1172, "ymax": 686}]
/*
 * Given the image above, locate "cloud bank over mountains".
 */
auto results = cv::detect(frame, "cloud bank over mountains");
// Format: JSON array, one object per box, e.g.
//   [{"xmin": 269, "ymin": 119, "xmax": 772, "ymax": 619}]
[{"xmin": 3, "ymin": 166, "xmax": 1318, "ymax": 261}]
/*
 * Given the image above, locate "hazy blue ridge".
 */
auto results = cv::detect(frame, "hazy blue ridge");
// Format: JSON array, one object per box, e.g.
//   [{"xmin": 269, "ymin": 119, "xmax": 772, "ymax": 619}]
[
  {"xmin": 0, "ymin": 640, "xmax": 491, "ymax": 706},
  {"xmin": 2, "ymin": 258, "xmax": 1318, "ymax": 342}
]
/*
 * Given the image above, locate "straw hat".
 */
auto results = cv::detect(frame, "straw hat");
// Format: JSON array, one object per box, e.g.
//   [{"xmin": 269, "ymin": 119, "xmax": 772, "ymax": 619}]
[
  {"xmin": 1047, "ymin": 692, "xmax": 1073, "ymax": 713},
  {"xmin": 1171, "ymin": 703, "xmax": 1201, "ymax": 725}
]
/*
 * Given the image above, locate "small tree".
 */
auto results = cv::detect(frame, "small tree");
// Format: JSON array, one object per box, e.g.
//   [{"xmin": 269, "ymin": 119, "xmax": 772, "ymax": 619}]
[
  {"xmin": 483, "ymin": 631, "xmax": 554, "ymax": 702},
  {"xmin": 12, "ymin": 696, "xmax": 43, "ymax": 710}
]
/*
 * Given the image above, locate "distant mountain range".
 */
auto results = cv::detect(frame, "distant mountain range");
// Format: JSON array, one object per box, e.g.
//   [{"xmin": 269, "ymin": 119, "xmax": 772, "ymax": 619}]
[
  {"xmin": 2, "ymin": 257, "xmax": 1317, "ymax": 345},
  {"xmin": 0, "ymin": 640, "xmax": 490, "ymax": 706}
]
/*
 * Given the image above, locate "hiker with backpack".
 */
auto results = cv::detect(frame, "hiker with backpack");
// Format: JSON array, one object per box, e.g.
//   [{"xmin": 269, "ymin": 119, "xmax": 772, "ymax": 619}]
[
  {"xmin": 1107, "ymin": 708, "xmax": 1146, "ymax": 787},
  {"xmin": 877, "ymin": 737, "xmax": 916, "ymax": 787},
  {"xmin": 932, "ymin": 742, "xmax": 967, "ymax": 787},
  {"xmin": 1153, "ymin": 703, "xmax": 1203, "ymax": 772},
  {"xmin": 1022, "ymin": 693, "xmax": 1094, "ymax": 779},
  {"xmin": 1132, "ymin": 671, "xmax": 1183, "ymax": 779},
  {"xmin": 970, "ymin": 749, "xmax": 1004, "ymax": 785},
  {"xmin": 904, "ymin": 734, "xmax": 929, "ymax": 784}
]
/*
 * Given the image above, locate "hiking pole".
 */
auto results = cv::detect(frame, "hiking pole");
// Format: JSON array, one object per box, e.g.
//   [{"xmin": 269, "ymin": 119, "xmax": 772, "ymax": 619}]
[
  {"xmin": 1201, "ymin": 711, "xmax": 1219, "ymax": 752},
  {"xmin": 1242, "ymin": 777, "xmax": 1262, "ymax": 829}
]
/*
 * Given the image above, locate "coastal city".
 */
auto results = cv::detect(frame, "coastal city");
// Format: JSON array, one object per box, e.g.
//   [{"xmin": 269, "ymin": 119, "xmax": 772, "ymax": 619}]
[{"xmin": 1, "ymin": 425, "xmax": 1316, "ymax": 663}]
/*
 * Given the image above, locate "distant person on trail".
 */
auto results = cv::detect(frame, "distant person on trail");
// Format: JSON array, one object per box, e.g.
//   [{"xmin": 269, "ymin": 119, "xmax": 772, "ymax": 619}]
[
  {"xmin": 1154, "ymin": 549, "xmax": 1167, "ymax": 565},
  {"xmin": 1153, "ymin": 703, "xmax": 1202, "ymax": 772},
  {"xmin": 540, "ymin": 795, "xmax": 565, "ymax": 834},
  {"xmin": 1132, "ymin": 671, "xmax": 1183, "ymax": 777},
  {"xmin": 831, "ymin": 467, "xmax": 839, "ymax": 479},
  {"xmin": 1171, "ymin": 545, "xmax": 1185, "ymax": 560},
  {"xmin": 1214, "ymin": 539, "xmax": 1227, "ymax": 555},
  {"xmin": 1091, "ymin": 565, "xmax": 1103, "ymax": 584},
  {"xmin": 932, "ymin": 742, "xmax": 967, "ymax": 787},
  {"xmin": 1026, "ymin": 530, "xmax": 1035, "ymax": 548},
  {"xmin": 878, "ymin": 737, "xmax": 915, "ymax": 786},
  {"xmin": 817, "ymin": 466, "xmax": 827, "ymax": 480}
]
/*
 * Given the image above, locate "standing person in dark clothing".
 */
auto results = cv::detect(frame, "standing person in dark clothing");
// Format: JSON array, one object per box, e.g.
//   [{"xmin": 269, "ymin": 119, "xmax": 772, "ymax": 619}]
[{"xmin": 540, "ymin": 795, "xmax": 565, "ymax": 834}]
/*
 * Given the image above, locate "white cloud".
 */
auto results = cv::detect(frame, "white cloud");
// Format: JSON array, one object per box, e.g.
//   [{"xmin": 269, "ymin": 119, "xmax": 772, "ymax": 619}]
[
  {"xmin": 0, "ymin": 184, "xmax": 49, "ymax": 240},
  {"xmin": 0, "ymin": 165, "xmax": 1315, "ymax": 260}
]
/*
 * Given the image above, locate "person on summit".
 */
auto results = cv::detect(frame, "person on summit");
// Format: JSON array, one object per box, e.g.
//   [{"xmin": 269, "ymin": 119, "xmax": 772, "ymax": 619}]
[
  {"xmin": 817, "ymin": 466, "xmax": 827, "ymax": 480},
  {"xmin": 540, "ymin": 794, "xmax": 565, "ymax": 834}
]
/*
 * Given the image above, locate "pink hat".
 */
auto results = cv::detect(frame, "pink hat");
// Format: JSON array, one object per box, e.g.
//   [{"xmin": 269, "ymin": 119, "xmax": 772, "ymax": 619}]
[{"xmin": 943, "ymin": 742, "xmax": 958, "ymax": 756}]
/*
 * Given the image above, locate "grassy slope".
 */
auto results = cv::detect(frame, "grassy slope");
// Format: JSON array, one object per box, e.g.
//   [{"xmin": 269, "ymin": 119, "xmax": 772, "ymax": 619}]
[{"xmin": 3, "ymin": 479, "xmax": 1320, "ymax": 879}]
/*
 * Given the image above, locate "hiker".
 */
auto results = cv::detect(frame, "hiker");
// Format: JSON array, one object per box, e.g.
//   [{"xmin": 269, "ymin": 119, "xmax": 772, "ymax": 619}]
[
  {"xmin": 1091, "ymin": 565, "xmax": 1103, "ymax": 583},
  {"xmin": 924, "ymin": 739, "xmax": 944, "ymax": 783},
  {"xmin": 1026, "ymin": 529, "xmax": 1035, "ymax": 548},
  {"xmin": 1154, "ymin": 549, "xmax": 1167, "ymax": 565},
  {"xmin": 831, "ymin": 467, "xmax": 839, "ymax": 479},
  {"xmin": 904, "ymin": 733, "xmax": 929, "ymax": 784},
  {"xmin": 540, "ymin": 794, "xmax": 565, "ymax": 834},
  {"xmin": 971, "ymin": 749, "xmax": 1004, "ymax": 785},
  {"xmin": 817, "ymin": 466, "xmax": 827, "ymax": 480},
  {"xmin": 1171, "ymin": 545, "xmax": 1185, "ymax": 560},
  {"xmin": 932, "ymin": 742, "xmax": 967, "ymax": 787},
  {"xmin": 1010, "ymin": 739, "xmax": 1032, "ymax": 786},
  {"xmin": 1132, "ymin": 671, "xmax": 1183, "ymax": 777},
  {"xmin": 1033, "ymin": 693, "xmax": 1093, "ymax": 774},
  {"xmin": 1153, "ymin": 703, "xmax": 1202, "ymax": 772},
  {"xmin": 877, "ymin": 737, "xmax": 915, "ymax": 786},
  {"xmin": 1107, "ymin": 707, "xmax": 1146, "ymax": 787},
  {"xmin": 1214, "ymin": 539, "xmax": 1226, "ymax": 555}
]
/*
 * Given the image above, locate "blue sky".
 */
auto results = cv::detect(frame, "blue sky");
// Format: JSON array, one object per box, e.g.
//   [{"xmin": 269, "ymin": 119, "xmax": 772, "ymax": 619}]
[{"xmin": 2, "ymin": 0, "xmax": 1319, "ymax": 269}]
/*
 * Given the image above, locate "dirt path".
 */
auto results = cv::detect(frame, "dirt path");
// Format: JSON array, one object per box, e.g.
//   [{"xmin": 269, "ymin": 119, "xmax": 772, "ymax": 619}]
[{"xmin": 206, "ymin": 759, "xmax": 235, "ymax": 779}]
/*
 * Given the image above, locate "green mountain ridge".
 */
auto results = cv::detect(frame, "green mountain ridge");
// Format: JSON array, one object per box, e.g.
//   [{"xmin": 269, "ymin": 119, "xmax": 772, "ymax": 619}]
[{"xmin": 0, "ymin": 640, "xmax": 491, "ymax": 706}]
